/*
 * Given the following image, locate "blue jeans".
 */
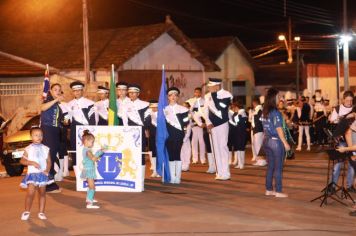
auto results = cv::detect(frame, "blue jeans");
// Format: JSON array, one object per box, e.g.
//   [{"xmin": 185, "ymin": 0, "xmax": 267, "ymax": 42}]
[
  {"xmin": 264, "ymin": 138, "xmax": 285, "ymax": 193},
  {"xmin": 332, "ymin": 161, "xmax": 355, "ymax": 188}
]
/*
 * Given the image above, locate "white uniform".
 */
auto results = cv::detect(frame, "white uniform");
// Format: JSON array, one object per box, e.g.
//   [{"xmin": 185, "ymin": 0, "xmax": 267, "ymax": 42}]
[
  {"xmin": 181, "ymin": 113, "xmax": 192, "ymax": 171},
  {"xmin": 94, "ymin": 99, "xmax": 109, "ymax": 125},
  {"xmin": 116, "ymin": 97, "xmax": 131, "ymax": 126},
  {"xmin": 204, "ymin": 89, "xmax": 232, "ymax": 180},
  {"xmin": 187, "ymin": 97, "xmax": 206, "ymax": 164}
]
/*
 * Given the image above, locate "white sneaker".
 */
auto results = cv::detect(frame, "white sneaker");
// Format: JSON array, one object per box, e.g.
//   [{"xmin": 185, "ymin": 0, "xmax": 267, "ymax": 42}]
[
  {"xmin": 86, "ymin": 204, "xmax": 100, "ymax": 209},
  {"xmin": 21, "ymin": 211, "xmax": 30, "ymax": 221},
  {"xmin": 38, "ymin": 213, "xmax": 47, "ymax": 220},
  {"xmin": 234, "ymin": 165, "xmax": 240, "ymax": 169},
  {"xmin": 275, "ymin": 192, "xmax": 288, "ymax": 198},
  {"xmin": 265, "ymin": 190, "xmax": 276, "ymax": 196}
]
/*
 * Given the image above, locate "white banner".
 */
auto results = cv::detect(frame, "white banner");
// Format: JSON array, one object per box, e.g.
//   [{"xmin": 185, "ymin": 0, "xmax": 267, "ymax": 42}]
[{"xmin": 74, "ymin": 125, "xmax": 142, "ymax": 192}]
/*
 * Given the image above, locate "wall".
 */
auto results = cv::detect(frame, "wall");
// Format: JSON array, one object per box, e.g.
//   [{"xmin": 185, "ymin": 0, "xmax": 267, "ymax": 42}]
[
  {"xmin": 205, "ymin": 43, "xmax": 255, "ymax": 105},
  {"xmin": 122, "ymin": 33, "xmax": 204, "ymax": 71}
]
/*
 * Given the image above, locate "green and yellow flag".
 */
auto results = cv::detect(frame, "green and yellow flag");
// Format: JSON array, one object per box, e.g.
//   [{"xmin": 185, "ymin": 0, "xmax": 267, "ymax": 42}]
[{"xmin": 108, "ymin": 64, "xmax": 119, "ymax": 126}]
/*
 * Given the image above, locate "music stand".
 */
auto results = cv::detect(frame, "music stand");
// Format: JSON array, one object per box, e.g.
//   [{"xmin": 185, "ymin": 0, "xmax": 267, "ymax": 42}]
[
  {"xmin": 311, "ymin": 128, "xmax": 355, "ymax": 207},
  {"xmin": 310, "ymin": 149, "xmax": 348, "ymax": 207}
]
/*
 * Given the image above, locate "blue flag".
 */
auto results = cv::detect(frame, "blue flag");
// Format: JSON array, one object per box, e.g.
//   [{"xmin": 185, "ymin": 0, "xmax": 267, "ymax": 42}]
[{"xmin": 156, "ymin": 65, "xmax": 171, "ymax": 183}]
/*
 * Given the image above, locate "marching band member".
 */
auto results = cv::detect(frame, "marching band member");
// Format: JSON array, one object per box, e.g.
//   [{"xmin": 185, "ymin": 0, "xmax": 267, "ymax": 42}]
[
  {"xmin": 313, "ymin": 90, "xmax": 327, "ymax": 145},
  {"xmin": 164, "ymin": 87, "xmax": 190, "ymax": 184},
  {"xmin": 249, "ymin": 97, "xmax": 265, "ymax": 166},
  {"xmin": 147, "ymin": 100, "xmax": 160, "ymax": 178},
  {"xmin": 66, "ymin": 81, "xmax": 96, "ymax": 166},
  {"xmin": 228, "ymin": 101, "xmax": 248, "ymax": 169},
  {"xmin": 116, "ymin": 81, "xmax": 130, "ymax": 126},
  {"xmin": 94, "ymin": 86, "xmax": 109, "ymax": 125},
  {"xmin": 181, "ymin": 102, "xmax": 192, "ymax": 171},
  {"xmin": 126, "ymin": 84, "xmax": 151, "ymax": 188},
  {"xmin": 296, "ymin": 96, "xmax": 313, "ymax": 151},
  {"xmin": 186, "ymin": 87, "xmax": 206, "ymax": 164},
  {"xmin": 204, "ymin": 78, "xmax": 232, "ymax": 180}
]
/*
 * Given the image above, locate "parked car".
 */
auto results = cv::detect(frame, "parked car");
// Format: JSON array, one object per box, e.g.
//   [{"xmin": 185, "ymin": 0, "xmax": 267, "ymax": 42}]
[{"xmin": 1, "ymin": 115, "xmax": 40, "ymax": 176}]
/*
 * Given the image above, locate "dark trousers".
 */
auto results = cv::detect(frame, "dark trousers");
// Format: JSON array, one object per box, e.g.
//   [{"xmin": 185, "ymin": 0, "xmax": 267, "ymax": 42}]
[
  {"xmin": 264, "ymin": 138, "xmax": 285, "ymax": 193},
  {"xmin": 42, "ymin": 125, "xmax": 60, "ymax": 177}
]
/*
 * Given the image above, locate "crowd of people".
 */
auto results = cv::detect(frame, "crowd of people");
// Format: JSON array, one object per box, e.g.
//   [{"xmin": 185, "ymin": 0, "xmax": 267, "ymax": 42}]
[{"xmin": 17, "ymin": 77, "xmax": 356, "ymax": 219}]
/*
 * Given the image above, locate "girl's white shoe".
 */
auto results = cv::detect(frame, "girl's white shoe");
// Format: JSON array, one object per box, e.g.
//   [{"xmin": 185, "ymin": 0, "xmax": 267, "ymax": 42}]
[
  {"xmin": 86, "ymin": 203, "xmax": 100, "ymax": 209},
  {"xmin": 38, "ymin": 213, "xmax": 47, "ymax": 220},
  {"xmin": 21, "ymin": 211, "xmax": 30, "ymax": 221}
]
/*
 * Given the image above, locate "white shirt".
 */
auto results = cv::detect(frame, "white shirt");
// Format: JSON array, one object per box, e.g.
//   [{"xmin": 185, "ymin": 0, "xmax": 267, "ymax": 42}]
[
  {"xmin": 116, "ymin": 97, "xmax": 131, "ymax": 126},
  {"xmin": 95, "ymin": 99, "xmax": 109, "ymax": 123},
  {"xmin": 329, "ymin": 104, "xmax": 353, "ymax": 124},
  {"xmin": 164, "ymin": 103, "xmax": 189, "ymax": 131},
  {"xmin": 126, "ymin": 99, "xmax": 150, "ymax": 126},
  {"xmin": 67, "ymin": 97, "xmax": 95, "ymax": 125},
  {"xmin": 203, "ymin": 89, "xmax": 232, "ymax": 126},
  {"xmin": 24, "ymin": 143, "xmax": 49, "ymax": 174}
]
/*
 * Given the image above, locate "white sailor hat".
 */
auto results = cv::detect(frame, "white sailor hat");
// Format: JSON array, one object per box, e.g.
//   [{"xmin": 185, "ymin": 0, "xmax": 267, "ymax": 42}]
[
  {"xmin": 97, "ymin": 86, "xmax": 109, "ymax": 94},
  {"xmin": 128, "ymin": 84, "xmax": 141, "ymax": 93},
  {"xmin": 167, "ymin": 87, "xmax": 180, "ymax": 96},
  {"xmin": 116, "ymin": 81, "xmax": 128, "ymax": 90},
  {"xmin": 149, "ymin": 99, "xmax": 158, "ymax": 108},
  {"xmin": 207, "ymin": 78, "xmax": 222, "ymax": 87},
  {"xmin": 70, "ymin": 81, "xmax": 85, "ymax": 90}
]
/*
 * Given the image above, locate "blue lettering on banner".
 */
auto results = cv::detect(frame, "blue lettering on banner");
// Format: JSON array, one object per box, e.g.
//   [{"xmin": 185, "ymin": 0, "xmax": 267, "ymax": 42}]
[{"xmin": 83, "ymin": 180, "xmax": 136, "ymax": 189}]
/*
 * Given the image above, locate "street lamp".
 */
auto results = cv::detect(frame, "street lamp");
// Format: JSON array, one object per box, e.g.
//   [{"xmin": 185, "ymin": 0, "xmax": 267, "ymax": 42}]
[
  {"xmin": 294, "ymin": 36, "xmax": 301, "ymax": 97},
  {"xmin": 278, "ymin": 34, "xmax": 293, "ymax": 63}
]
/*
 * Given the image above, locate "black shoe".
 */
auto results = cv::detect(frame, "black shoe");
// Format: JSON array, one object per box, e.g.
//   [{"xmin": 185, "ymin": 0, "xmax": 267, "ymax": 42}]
[
  {"xmin": 327, "ymin": 185, "xmax": 336, "ymax": 194},
  {"xmin": 46, "ymin": 183, "xmax": 61, "ymax": 193},
  {"xmin": 347, "ymin": 187, "xmax": 356, "ymax": 193},
  {"xmin": 349, "ymin": 211, "xmax": 356, "ymax": 216}
]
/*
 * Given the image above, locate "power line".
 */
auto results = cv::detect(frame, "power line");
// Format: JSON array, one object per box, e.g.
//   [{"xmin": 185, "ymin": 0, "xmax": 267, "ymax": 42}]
[{"xmin": 128, "ymin": 0, "xmax": 276, "ymax": 34}]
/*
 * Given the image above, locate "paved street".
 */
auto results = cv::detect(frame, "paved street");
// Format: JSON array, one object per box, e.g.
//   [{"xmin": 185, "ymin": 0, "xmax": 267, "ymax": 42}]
[{"xmin": 0, "ymin": 149, "xmax": 355, "ymax": 236}]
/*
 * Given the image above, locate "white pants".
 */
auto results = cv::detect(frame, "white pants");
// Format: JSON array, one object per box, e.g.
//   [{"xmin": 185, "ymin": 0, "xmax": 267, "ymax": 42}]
[
  {"xmin": 211, "ymin": 122, "xmax": 230, "ymax": 179},
  {"xmin": 252, "ymin": 132, "xmax": 264, "ymax": 159},
  {"xmin": 191, "ymin": 126, "xmax": 206, "ymax": 163},
  {"xmin": 181, "ymin": 140, "xmax": 191, "ymax": 170},
  {"xmin": 297, "ymin": 125, "xmax": 311, "ymax": 149}
]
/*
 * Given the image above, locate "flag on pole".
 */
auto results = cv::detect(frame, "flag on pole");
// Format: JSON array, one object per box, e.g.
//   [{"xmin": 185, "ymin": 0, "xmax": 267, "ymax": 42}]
[
  {"xmin": 156, "ymin": 65, "xmax": 171, "ymax": 183},
  {"xmin": 108, "ymin": 64, "xmax": 119, "ymax": 126},
  {"xmin": 42, "ymin": 64, "xmax": 50, "ymax": 99}
]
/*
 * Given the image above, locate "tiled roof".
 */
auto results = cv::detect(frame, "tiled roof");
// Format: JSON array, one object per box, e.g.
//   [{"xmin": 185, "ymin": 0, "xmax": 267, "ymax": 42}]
[
  {"xmin": 0, "ymin": 22, "xmax": 219, "ymax": 72},
  {"xmin": 192, "ymin": 36, "xmax": 255, "ymax": 67}
]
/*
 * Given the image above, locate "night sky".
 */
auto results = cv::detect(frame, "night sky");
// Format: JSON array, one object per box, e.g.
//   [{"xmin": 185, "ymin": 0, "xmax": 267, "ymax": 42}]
[{"xmin": 0, "ymin": 0, "xmax": 355, "ymax": 62}]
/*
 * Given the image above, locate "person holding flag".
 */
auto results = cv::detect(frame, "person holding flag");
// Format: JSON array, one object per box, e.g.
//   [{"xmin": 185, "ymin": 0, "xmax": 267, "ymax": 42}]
[
  {"xmin": 164, "ymin": 87, "xmax": 190, "ymax": 184},
  {"xmin": 156, "ymin": 65, "xmax": 171, "ymax": 183},
  {"xmin": 40, "ymin": 65, "xmax": 65, "ymax": 193}
]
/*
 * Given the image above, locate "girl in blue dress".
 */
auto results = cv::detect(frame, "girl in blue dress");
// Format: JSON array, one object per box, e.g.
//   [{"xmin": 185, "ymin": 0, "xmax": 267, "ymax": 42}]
[
  {"xmin": 261, "ymin": 88, "xmax": 291, "ymax": 198},
  {"xmin": 20, "ymin": 127, "xmax": 51, "ymax": 221},
  {"xmin": 80, "ymin": 130, "xmax": 105, "ymax": 209}
]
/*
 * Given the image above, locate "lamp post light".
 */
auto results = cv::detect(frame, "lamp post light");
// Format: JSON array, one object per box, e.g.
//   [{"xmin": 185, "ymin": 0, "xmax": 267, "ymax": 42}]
[
  {"xmin": 294, "ymin": 36, "xmax": 301, "ymax": 97},
  {"xmin": 278, "ymin": 34, "xmax": 293, "ymax": 63}
]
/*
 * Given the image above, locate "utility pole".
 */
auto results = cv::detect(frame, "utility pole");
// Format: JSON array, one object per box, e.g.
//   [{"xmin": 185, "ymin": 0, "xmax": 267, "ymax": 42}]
[
  {"xmin": 343, "ymin": 0, "xmax": 349, "ymax": 90},
  {"xmin": 288, "ymin": 17, "xmax": 293, "ymax": 63},
  {"xmin": 83, "ymin": 0, "xmax": 91, "ymax": 83},
  {"xmin": 336, "ymin": 41, "xmax": 341, "ymax": 103}
]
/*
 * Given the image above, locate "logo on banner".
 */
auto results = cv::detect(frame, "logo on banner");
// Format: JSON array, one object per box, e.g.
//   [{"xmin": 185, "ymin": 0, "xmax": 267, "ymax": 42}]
[{"xmin": 97, "ymin": 152, "xmax": 122, "ymax": 179}]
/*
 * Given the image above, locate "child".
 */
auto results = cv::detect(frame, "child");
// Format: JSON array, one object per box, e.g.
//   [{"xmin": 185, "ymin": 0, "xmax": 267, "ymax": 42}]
[
  {"xmin": 20, "ymin": 127, "xmax": 52, "ymax": 221},
  {"xmin": 228, "ymin": 101, "xmax": 248, "ymax": 169},
  {"xmin": 80, "ymin": 130, "xmax": 105, "ymax": 209},
  {"xmin": 148, "ymin": 99, "xmax": 160, "ymax": 178}
]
